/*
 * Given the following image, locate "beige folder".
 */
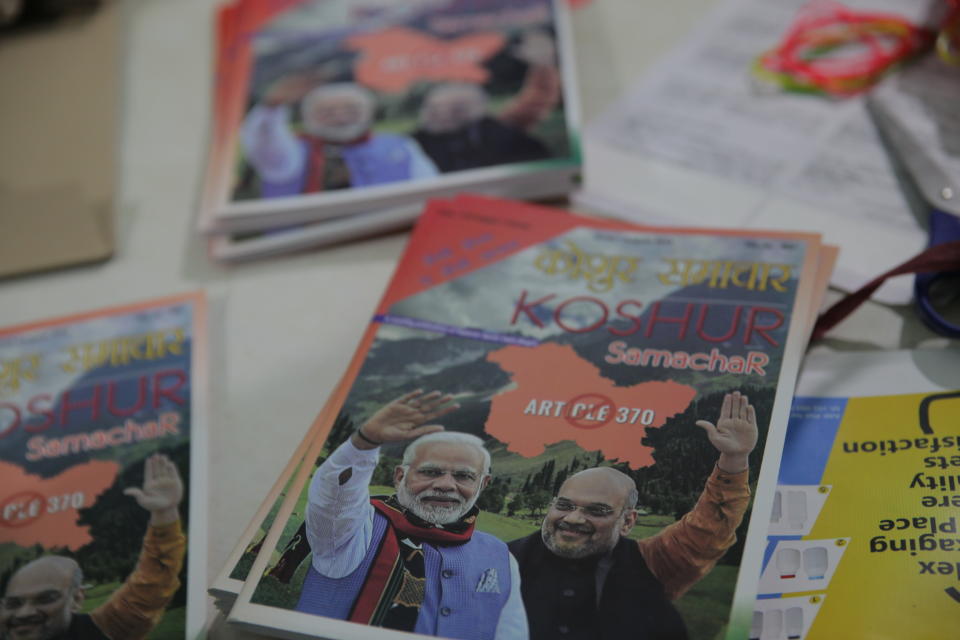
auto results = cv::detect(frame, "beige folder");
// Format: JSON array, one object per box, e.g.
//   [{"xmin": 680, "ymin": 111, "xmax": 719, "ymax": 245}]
[{"xmin": 0, "ymin": 1, "xmax": 120, "ymax": 278}]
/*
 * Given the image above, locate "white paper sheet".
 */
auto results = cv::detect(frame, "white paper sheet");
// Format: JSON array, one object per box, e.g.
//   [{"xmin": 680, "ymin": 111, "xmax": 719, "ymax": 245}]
[
  {"xmin": 579, "ymin": 0, "xmax": 946, "ymax": 304},
  {"xmin": 869, "ymin": 52, "xmax": 960, "ymax": 216}
]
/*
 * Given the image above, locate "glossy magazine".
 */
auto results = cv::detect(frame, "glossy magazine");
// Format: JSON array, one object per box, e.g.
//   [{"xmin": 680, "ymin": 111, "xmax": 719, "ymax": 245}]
[
  {"xmin": 200, "ymin": 0, "xmax": 581, "ymax": 237},
  {"xmin": 0, "ymin": 292, "xmax": 208, "ymax": 640},
  {"xmin": 225, "ymin": 195, "xmax": 826, "ymax": 640}
]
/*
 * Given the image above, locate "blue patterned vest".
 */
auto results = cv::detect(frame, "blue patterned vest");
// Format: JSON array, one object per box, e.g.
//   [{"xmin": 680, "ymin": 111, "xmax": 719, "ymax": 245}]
[
  {"xmin": 296, "ymin": 510, "xmax": 513, "ymax": 639},
  {"xmin": 339, "ymin": 134, "xmax": 419, "ymax": 186}
]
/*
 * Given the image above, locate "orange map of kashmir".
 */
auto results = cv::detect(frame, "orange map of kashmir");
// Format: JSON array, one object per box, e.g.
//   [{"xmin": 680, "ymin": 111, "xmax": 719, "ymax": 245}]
[
  {"xmin": 0, "ymin": 460, "xmax": 119, "ymax": 550},
  {"xmin": 485, "ymin": 343, "xmax": 696, "ymax": 469}
]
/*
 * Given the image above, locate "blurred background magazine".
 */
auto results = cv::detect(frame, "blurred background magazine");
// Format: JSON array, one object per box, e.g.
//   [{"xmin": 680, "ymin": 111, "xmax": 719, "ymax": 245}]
[
  {"xmin": 0, "ymin": 292, "xmax": 208, "ymax": 639},
  {"xmin": 223, "ymin": 195, "xmax": 828, "ymax": 640},
  {"xmin": 202, "ymin": 0, "xmax": 425, "ymax": 261},
  {"xmin": 200, "ymin": 0, "xmax": 582, "ymax": 244},
  {"xmin": 752, "ymin": 348, "xmax": 960, "ymax": 640},
  {"xmin": 206, "ymin": 203, "xmax": 422, "ymax": 262}
]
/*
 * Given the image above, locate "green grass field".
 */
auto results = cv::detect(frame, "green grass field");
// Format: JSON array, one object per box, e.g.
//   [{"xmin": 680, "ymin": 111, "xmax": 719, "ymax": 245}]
[
  {"xmin": 254, "ymin": 485, "xmax": 736, "ymax": 640},
  {"xmin": 675, "ymin": 564, "xmax": 736, "ymax": 640},
  {"xmin": 476, "ymin": 509, "xmax": 539, "ymax": 541},
  {"xmin": 80, "ymin": 581, "xmax": 117, "ymax": 611},
  {"xmin": 80, "ymin": 580, "xmax": 185, "ymax": 638},
  {"xmin": 630, "ymin": 514, "xmax": 678, "ymax": 540}
]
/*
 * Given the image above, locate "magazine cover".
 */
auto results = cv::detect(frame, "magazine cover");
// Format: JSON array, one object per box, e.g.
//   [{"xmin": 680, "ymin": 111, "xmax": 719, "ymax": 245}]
[
  {"xmin": 753, "ymin": 348, "xmax": 960, "ymax": 640},
  {"xmin": 204, "ymin": 3, "xmax": 427, "ymax": 261},
  {"xmin": 207, "ymin": 212, "xmax": 837, "ymax": 609},
  {"xmin": 208, "ymin": 371, "xmax": 360, "ymax": 603},
  {"xmin": 0, "ymin": 292, "xmax": 208, "ymax": 640},
  {"xmin": 208, "ymin": 450, "xmax": 308, "ymax": 607},
  {"xmin": 202, "ymin": 0, "xmax": 581, "ymax": 234},
  {"xmin": 211, "ymin": 349, "xmax": 399, "ymax": 606},
  {"xmin": 225, "ymin": 194, "xmax": 824, "ymax": 640}
]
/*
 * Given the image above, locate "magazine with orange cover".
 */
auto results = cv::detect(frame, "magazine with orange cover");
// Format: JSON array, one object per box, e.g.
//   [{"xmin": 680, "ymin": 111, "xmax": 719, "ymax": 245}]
[
  {"xmin": 209, "ymin": 248, "xmax": 836, "ymax": 624},
  {"xmin": 0, "ymin": 292, "xmax": 207, "ymax": 640},
  {"xmin": 201, "ymin": 1, "xmax": 436, "ymax": 261},
  {"xmin": 208, "ymin": 219, "xmax": 834, "ymax": 612},
  {"xmin": 200, "ymin": 0, "xmax": 581, "ymax": 236},
  {"xmin": 221, "ymin": 195, "xmax": 824, "ymax": 640}
]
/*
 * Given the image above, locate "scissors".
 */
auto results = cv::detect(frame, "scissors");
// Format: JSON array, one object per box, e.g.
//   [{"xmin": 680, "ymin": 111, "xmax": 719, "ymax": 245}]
[{"xmin": 867, "ymin": 91, "xmax": 960, "ymax": 337}]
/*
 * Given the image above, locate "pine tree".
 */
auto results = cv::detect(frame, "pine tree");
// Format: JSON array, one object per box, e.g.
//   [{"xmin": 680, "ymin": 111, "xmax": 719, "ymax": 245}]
[
  {"xmin": 526, "ymin": 489, "xmax": 551, "ymax": 518},
  {"xmin": 539, "ymin": 459, "xmax": 556, "ymax": 491},
  {"xmin": 552, "ymin": 472, "xmax": 565, "ymax": 495}
]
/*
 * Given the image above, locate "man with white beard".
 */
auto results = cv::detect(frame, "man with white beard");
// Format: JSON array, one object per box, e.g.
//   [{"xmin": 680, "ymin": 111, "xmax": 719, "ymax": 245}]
[
  {"xmin": 240, "ymin": 79, "xmax": 438, "ymax": 198},
  {"xmin": 295, "ymin": 390, "xmax": 528, "ymax": 640}
]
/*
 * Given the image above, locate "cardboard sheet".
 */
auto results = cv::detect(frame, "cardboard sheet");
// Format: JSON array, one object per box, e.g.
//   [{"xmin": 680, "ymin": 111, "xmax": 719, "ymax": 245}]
[{"xmin": 0, "ymin": 1, "xmax": 120, "ymax": 277}]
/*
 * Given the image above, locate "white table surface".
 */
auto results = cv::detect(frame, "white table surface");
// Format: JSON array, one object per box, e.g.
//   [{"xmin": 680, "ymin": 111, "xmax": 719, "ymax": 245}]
[{"xmin": 0, "ymin": 1, "xmax": 954, "ymax": 637}]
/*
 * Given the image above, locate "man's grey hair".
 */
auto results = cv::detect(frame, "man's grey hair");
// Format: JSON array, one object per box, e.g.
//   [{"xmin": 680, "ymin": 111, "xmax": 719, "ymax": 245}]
[
  {"xmin": 302, "ymin": 82, "xmax": 376, "ymax": 122},
  {"xmin": 625, "ymin": 486, "xmax": 639, "ymax": 513},
  {"xmin": 401, "ymin": 431, "xmax": 491, "ymax": 475},
  {"xmin": 7, "ymin": 556, "xmax": 84, "ymax": 593}
]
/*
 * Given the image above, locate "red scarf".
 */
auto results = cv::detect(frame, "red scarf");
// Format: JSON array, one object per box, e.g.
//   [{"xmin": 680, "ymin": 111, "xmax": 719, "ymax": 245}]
[
  {"xmin": 300, "ymin": 132, "xmax": 371, "ymax": 193},
  {"xmin": 347, "ymin": 496, "xmax": 476, "ymax": 627}
]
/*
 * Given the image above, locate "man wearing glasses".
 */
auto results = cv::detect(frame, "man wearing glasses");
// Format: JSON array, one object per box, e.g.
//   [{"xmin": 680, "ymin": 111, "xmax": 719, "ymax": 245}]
[
  {"xmin": 0, "ymin": 454, "xmax": 185, "ymax": 640},
  {"xmin": 295, "ymin": 389, "xmax": 527, "ymax": 640},
  {"xmin": 508, "ymin": 391, "xmax": 757, "ymax": 640}
]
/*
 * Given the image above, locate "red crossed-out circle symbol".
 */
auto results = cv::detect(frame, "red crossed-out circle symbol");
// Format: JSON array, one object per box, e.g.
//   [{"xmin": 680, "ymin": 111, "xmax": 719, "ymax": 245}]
[
  {"xmin": 0, "ymin": 491, "xmax": 45, "ymax": 528},
  {"xmin": 565, "ymin": 393, "xmax": 616, "ymax": 429}
]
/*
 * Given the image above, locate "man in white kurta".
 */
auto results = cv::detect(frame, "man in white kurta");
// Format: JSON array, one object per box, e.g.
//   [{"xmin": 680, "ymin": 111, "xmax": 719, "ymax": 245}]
[{"xmin": 295, "ymin": 390, "xmax": 527, "ymax": 640}]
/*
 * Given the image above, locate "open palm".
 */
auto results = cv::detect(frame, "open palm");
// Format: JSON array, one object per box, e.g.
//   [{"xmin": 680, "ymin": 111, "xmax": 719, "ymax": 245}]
[
  {"xmin": 695, "ymin": 391, "xmax": 758, "ymax": 457},
  {"xmin": 124, "ymin": 454, "xmax": 183, "ymax": 514},
  {"xmin": 361, "ymin": 389, "xmax": 459, "ymax": 443}
]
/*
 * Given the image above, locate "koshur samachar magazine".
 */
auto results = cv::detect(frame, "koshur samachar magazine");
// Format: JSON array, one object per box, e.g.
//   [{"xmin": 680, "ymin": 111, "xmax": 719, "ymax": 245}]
[
  {"xmin": 209, "ymin": 203, "xmax": 835, "ymax": 613},
  {"xmin": 201, "ymin": 0, "xmax": 582, "ymax": 245},
  {"xmin": 223, "ymin": 194, "xmax": 826, "ymax": 640},
  {"xmin": 0, "ymin": 292, "xmax": 208, "ymax": 640}
]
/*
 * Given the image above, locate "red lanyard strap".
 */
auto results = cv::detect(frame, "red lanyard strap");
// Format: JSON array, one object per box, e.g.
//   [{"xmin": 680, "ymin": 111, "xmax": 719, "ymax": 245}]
[{"xmin": 812, "ymin": 240, "xmax": 960, "ymax": 341}]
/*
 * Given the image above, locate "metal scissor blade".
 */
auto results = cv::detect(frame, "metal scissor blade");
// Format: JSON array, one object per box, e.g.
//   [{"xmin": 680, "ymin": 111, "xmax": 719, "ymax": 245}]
[{"xmin": 867, "ymin": 95, "xmax": 960, "ymax": 218}]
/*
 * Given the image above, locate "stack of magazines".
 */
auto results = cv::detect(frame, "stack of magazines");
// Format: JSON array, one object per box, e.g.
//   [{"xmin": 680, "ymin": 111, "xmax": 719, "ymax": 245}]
[
  {"xmin": 201, "ymin": 0, "xmax": 582, "ymax": 262},
  {"xmin": 209, "ymin": 193, "xmax": 841, "ymax": 639}
]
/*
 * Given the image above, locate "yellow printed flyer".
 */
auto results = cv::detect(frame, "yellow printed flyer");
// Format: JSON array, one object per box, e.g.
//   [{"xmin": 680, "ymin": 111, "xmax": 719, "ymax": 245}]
[{"xmin": 753, "ymin": 349, "xmax": 960, "ymax": 640}]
